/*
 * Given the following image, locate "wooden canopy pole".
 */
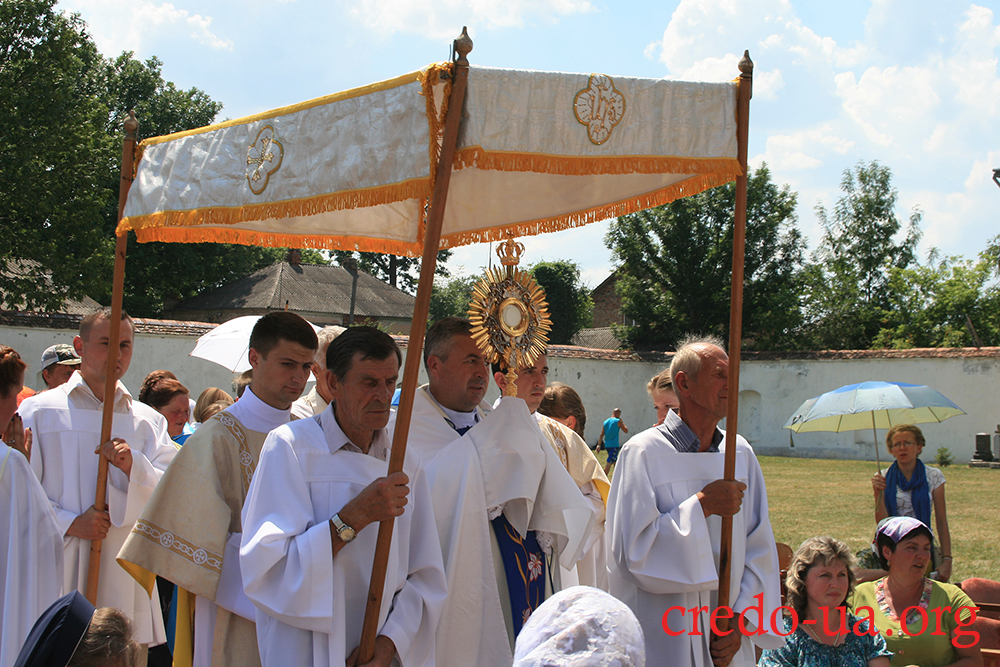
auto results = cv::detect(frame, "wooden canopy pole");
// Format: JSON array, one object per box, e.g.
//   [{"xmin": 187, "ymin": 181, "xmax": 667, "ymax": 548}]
[
  {"xmin": 715, "ymin": 51, "xmax": 753, "ymax": 626},
  {"xmin": 86, "ymin": 110, "xmax": 139, "ymax": 604},
  {"xmin": 356, "ymin": 28, "xmax": 473, "ymax": 663}
]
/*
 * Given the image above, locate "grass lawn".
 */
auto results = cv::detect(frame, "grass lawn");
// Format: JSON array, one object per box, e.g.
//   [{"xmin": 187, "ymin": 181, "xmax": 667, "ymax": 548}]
[{"xmin": 600, "ymin": 451, "xmax": 998, "ymax": 581}]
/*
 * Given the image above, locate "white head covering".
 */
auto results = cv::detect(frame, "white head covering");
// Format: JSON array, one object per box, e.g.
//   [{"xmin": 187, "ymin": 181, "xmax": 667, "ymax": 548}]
[{"xmin": 513, "ymin": 586, "xmax": 645, "ymax": 667}]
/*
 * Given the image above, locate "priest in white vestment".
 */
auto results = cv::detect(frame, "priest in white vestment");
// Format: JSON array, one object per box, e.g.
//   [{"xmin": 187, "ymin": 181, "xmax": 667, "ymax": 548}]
[
  {"xmin": 0, "ymin": 346, "xmax": 63, "ymax": 667},
  {"xmin": 290, "ymin": 326, "xmax": 344, "ymax": 420},
  {"xmin": 18, "ymin": 311, "xmax": 178, "ymax": 650},
  {"xmin": 241, "ymin": 327, "xmax": 446, "ymax": 667},
  {"xmin": 406, "ymin": 318, "xmax": 595, "ymax": 667},
  {"xmin": 491, "ymin": 353, "xmax": 610, "ymax": 591},
  {"xmin": 607, "ymin": 340, "xmax": 783, "ymax": 667},
  {"xmin": 118, "ymin": 312, "xmax": 319, "ymax": 667}
]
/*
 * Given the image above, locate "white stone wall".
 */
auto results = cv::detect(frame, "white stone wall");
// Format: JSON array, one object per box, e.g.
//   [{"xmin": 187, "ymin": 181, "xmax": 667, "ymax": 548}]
[{"xmin": 4, "ymin": 321, "xmax": 994, "ymax": 462}]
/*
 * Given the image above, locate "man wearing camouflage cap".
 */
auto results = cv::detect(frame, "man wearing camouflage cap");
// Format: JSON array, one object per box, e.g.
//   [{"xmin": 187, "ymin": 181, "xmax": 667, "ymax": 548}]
[{"xmin": 40, "ymin": 344, "xmax": 81, "ymax": 391}]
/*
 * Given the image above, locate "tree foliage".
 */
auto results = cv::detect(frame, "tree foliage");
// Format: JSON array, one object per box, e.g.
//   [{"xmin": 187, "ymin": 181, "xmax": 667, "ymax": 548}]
[
  {"xmin": 0, "ymin": 1, "xmax": 297, "ymax": 315},
  {"xmin": 872, "ymin": 242, "xmax": 1000, "ymax": 349},
  {"xmin": 804, "ymin": 160, "xmax": 921, "ymax": 350},
  {"xmin": 529, "ymin": 261, "xmax": 593, "ymax": 345},
  {"xmin": 428, "ymin": 275, "xmax": 477, "ymax": 323},
  {"xmin": 605, "ymin": 164, "xmax": 805, "ymax": 350},
  {"xmin": 0, "ymin": 0, "xmax": 113, "ymax": 310},
  {"xmin": 332, "ymin": 250, "xmax": 452, "ymax": 295}
]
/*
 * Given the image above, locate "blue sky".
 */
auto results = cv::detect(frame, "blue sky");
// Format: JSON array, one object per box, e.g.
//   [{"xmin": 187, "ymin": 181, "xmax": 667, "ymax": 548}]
[{"xmin": 60, "ymin": 0, "xmax": 1000, "ymax": 288}]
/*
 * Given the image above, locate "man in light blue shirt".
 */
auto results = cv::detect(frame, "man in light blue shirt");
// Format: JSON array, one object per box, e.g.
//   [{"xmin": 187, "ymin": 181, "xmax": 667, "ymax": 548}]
[{"xmin": 597, "ymin": 408, "xmax": 628, "ymax": 474}]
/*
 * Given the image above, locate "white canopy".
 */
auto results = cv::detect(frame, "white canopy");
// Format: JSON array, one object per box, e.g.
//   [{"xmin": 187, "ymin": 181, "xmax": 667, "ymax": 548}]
[{"xmin": 119, "ymin": 64, "xmax": 740, "ymax": 252}]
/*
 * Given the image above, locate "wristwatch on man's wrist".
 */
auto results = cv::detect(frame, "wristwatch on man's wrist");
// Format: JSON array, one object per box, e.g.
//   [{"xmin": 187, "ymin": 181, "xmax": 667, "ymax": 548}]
[{"xmin": 331, "ymin": 513, "xmax": 356, "ymax": 543}]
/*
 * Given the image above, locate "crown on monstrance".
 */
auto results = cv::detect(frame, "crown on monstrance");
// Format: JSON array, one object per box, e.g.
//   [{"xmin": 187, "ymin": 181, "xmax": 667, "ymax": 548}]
[{"xmin": 496, "ymin": 236, "xmax": 525, "ymax": 266}]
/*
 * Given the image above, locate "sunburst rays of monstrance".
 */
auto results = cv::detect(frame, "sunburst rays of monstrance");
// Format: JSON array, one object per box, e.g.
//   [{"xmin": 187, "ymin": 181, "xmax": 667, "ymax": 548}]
[{"xmin": 468, "ymin": 236, "xmax": 552, "ymax": 397}]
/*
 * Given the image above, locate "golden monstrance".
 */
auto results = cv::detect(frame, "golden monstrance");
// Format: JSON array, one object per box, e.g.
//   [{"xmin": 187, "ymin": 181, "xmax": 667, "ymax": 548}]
[{"xmin": 468, "ymin": 236, "xmax": 552, "ymax": 397}]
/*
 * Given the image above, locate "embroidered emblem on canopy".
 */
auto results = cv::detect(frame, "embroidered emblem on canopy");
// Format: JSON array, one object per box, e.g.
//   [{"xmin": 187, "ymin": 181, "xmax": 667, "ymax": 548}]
[
  {"xmin": 573, "ymin": 74, "xmax": 626, "ymax": 145},
  {"xmin": 246, "ymin": 126, "xmax": 283, "ymax": 195}
]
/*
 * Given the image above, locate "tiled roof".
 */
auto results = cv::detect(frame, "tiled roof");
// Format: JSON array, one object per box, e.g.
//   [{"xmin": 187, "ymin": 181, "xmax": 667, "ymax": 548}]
[
  {"xmin": 571, "ymin": 327, "xmax": 623, "ymax": 350},
  {"xmin": 2, "ymin": 259, "xmax": 103, "ymax": 315},
  {"xmin": 172, "ymin": 262, "xmax": 415, "ymax": 319},
  {"xmin": 0, "ymin": 311, "xmax": 217, "ymax": 336}
]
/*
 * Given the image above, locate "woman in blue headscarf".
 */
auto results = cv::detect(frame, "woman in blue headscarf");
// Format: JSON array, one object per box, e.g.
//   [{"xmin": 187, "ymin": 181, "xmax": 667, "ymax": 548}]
[{"xmin": 870, "ymin": 424, "xmax": 952, "ymax": 582}]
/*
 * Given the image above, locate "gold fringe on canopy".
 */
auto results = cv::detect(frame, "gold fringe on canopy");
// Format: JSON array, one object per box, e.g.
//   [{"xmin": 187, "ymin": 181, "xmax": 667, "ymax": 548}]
[
  {"xmin": 453, "ymin": 148, "xmax": 742, "ymax": 178},
  {"xmin": 118, "ymin": 177, "xmax": 431, "ymax": 241},
  {"xmin": 437, "ymin": 169, "xmax": 739, "ymax": 249},
  {"xmin": 126, "ymin": 224, "xmax": 426, "ymax": 257}
]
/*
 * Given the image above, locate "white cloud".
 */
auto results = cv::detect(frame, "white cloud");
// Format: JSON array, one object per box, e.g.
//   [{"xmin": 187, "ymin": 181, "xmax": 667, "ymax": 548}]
[
  {"xmin": 346, "ymin": 0, "xmax": 596, "ymax": 40},
  {"xmin": 59, "ymin": 0, "xmax": 232, "ymax": 55},
  {"xmin": 758, "ymin": 125, "xmax": 855, "ymax": 172}
]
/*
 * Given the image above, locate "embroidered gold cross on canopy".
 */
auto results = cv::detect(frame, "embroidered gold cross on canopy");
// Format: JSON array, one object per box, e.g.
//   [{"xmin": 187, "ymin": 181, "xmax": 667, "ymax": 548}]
[{"xmin": 118, "ymin": 63, "xmax": 741, "ymax": 249}]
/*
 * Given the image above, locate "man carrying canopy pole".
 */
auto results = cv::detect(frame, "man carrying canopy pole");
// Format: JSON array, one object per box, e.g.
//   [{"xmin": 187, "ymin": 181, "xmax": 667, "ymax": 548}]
[
  {"xmin": 240, "ymin": 327, "xmax": 446, "ymax": 667},
  {"xmin": 20, "ymin": 112, "xmax": 178, "ymax": 658},
  {"xmin": 605, "ymin": 52, "xmax": 784, "ymax": 667}
]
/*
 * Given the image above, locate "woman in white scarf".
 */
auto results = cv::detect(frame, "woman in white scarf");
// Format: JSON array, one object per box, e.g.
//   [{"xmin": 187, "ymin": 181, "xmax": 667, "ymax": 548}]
[{"xmin": 513, "ymin": 586, "xmax": 645, "ymax": 667}]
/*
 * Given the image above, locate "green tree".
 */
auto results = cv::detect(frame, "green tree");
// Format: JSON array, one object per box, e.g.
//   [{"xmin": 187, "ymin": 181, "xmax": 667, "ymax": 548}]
[
  {"xmin": 428, "ymin": 275, "xmax": 477, "ymax": 323},
  {"xmin": 605, "ymin": 164, "xmax": 805, "ymax": 350},
  {"xmin": 873, "ymin": 244, "xmax": 1000, "ymax": 349},
  {"xmin": 0, "ymin": 0, "xmax": 114, "ymax": 310},
  {"xmin": 805, "ymin": 160, "xmax": 921, "ymax": 350},
  {"xmin": 529, "ymin": 261, "xmax": 593, "ymax": 345},
  {"xmin": 332, "ymin": 250, "xmax": 453, "ymax": 294}
]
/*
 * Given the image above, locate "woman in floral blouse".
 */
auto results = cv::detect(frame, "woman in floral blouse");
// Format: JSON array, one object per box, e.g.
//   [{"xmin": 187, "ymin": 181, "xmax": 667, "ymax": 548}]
[
  {"xmin": 760, "ymin": 536, "xmax": 892, "ymax": 667},
  {"xmin": 853, "ymin": 517, "xmax": 981, "ymax": 667}
]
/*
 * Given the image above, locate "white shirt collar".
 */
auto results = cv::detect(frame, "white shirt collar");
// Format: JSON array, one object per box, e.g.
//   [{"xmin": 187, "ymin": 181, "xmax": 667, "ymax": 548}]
[
  {"xmin": 227, "ymin": 386, "xmax": 291, "ymax": 434},
  {"xmin": 64, "ymin": 370, "xmax": 131, "ymax": 407},
  {"xmin": 316, "ymin": 403, "xmax": 389, "ymax": 461}
]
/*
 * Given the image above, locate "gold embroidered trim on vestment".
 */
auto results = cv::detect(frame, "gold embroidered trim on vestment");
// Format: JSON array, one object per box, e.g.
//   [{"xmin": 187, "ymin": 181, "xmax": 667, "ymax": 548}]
[
  {"xmin": 131, "ymin": 520, "xmax": 223, "ymax": 575},
  {"xmin": 215, "ymin": 413, "xmax": 255, "ymax": 493}
]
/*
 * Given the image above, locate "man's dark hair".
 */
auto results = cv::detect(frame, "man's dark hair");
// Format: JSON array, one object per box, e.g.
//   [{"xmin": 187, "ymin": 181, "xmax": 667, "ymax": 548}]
[
  {"xmin": 491, "ymin": 348, "xmax": 548, "ymax": 377},
  {"xmin": 79, "ymin": 308, "xmax": 134, "ymax": 342},
  {"xmin": 423, "ymin": 317, "xmax": 474, "ymax": 369},
  {"xmin": 248, "ymin": 312, "xmax": 319, "ymax": 357},
  {"xmin": 327, "ymin": 326, "xmax": 401, "ymax": 380}
]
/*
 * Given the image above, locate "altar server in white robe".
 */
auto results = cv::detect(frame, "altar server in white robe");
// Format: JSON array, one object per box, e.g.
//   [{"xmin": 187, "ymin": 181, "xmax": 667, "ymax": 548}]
[
  {"xmin": 491, "ymin": 354, "xmax": 609, "ymax": 591},
  {"xmin": 19, "ymin": 310, "xmax": 178, "ymax": 650},
  {"xmin": 607, "ymin": 337, "xmax": 783, "ymax": 667},
  {"xmin": 241, "ymin": 327, "xmax": 446, "ymax": 667},
  {"xmin": 0, "ymin": 345, "xmax": 64, "ymax": 667},
  {"xmin": 405, "ymin": 318, "xmax": 595, "ymax": 667}
]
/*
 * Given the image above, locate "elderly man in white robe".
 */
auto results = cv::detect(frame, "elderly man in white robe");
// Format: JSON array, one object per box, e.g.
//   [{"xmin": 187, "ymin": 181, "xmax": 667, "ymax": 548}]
[
  {"xmin": 406, "ymin": 317, "xmax": 595, "ymax": 667},
  {"xmin": 491, "ymin": 353, "xmax": 610, "ymax": 591},
  {"xmin": 241, "ymin": 326, "xmax": 446, "ymax": 667},
  {"xmin": 118, "ymin": 311, "xmax": 318, "ymax": 667},
  {"xmin": 19, "ymin": 309, "xmax": 178, "ymax": 654},
  {"xmin": 607, "ymin": 336, "xmax": 783, "ymax": 667}
]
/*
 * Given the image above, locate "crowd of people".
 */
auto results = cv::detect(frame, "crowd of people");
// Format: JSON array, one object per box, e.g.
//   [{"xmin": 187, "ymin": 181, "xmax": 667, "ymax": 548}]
[{"xmin": 0, "ymin": 311, "xmax": 993, "ymax": 667}]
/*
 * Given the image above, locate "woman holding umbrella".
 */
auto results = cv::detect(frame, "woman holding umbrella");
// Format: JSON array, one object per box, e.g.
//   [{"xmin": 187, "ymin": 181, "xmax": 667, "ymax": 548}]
[{"xmin": 871, "ymin": 424, "xmax": 953, "ymax": 582}]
